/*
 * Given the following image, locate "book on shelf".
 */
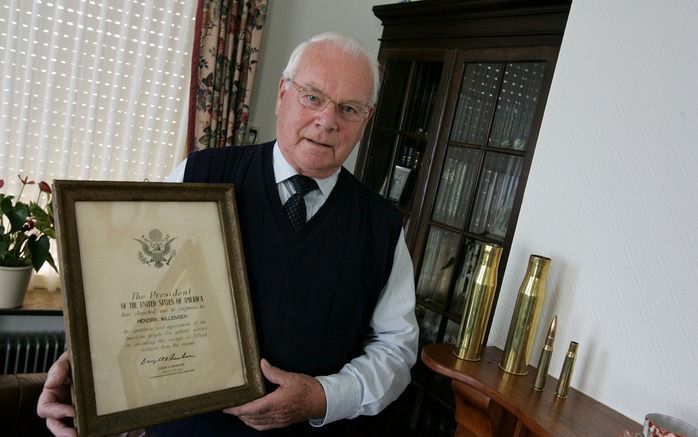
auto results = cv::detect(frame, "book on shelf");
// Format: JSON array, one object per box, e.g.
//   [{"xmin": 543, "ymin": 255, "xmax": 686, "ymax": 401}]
[
  {"xmin": 397, "ymin": 145, "xmax": 422, "ymax": 171},
  {"xmin": 483, "ymin": 170, "xmax": 501, "ymax": 230},
  {"xmin": 420, "ymin": 82, "xmax": 437, "ymax": 132},
  {"xmin": 491, "ymin": 174, "xmax": 507, "ymax": 228},
  {"xmin": 446, "ymin": 154, "xmax": 469, "ymax": 227},
  {"xmin": 456, "ymin": 66, "xmax": 480, "ymax": 143},
  {"xmin": 416, "ymin": 230, "xmax": 442, "ymax": 302},
  {"xmin": 433, "ymin": 156, "xmax": 457, "ymax": 222},
  {"xmin": 451, "ymin": 94, "xmax": 463, "ymax": 142},
  {"xmin": 433, "ymin": 148, "xmax": 477, "ymax": 229},
  {"xmin": 490, "ymin": 174, "xmax": 519, "ymax": 238},
  {"xmin": 457, "ymin": 150, "xmax": 478, "ymax": 226},
  {"xmin": 470, "ymin": 168, "xmax": 493, "ymax": 233}
]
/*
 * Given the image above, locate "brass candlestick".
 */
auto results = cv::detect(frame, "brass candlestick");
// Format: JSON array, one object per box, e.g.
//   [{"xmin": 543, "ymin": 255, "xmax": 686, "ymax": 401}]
[
  {"xmin": 453, "ymin": 243, "xmax": 502, "ymax": 361},
  {"xmin": 533, "ymin": 315, "xmax": 557, "ymax": 391},
  {"xmin": 555, "ymin": 341, "xmax": 578, "ymax": 398},
  {"xmin": 499, "ymin": 254, "xmax": 551, "ymax": 375}
]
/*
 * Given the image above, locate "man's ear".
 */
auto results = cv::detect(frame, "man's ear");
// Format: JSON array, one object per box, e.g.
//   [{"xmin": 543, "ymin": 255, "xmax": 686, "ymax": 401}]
[
  {"xmin": 275, "ymin": 78, "xmax": 287, "ymax": 115},
  {"xmin": 365, "ymin": 106, "xmax": 375, "ymax": 123}
]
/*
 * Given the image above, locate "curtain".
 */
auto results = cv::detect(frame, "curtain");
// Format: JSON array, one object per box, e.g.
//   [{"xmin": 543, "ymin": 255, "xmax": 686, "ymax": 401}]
[
  {"xmin": 188, "ymin": 0, "xmax": 268, "ymax": 152},
  {"xmin": 0, "ymin": 1, "xmax": 195, "ymax": 190}
]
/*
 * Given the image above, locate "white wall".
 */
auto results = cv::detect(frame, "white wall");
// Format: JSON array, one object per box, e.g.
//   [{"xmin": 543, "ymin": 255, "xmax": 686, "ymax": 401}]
[
  {"xmin": 248, "ymin": 0, "xmax": 387, "ymax": 172},
  {"xmin": 488, "ymin": 0, "xmax": 698, "ymax": 427}
]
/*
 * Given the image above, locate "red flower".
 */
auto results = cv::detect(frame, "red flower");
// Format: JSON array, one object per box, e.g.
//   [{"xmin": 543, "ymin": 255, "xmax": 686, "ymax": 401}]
[
  {"xmin": 39, "ymin": 181, "xmax": 52, "ymax": 194},
  {"xmin": 0, "ymin": 178, "xmax": 4, "ymax": 189}
]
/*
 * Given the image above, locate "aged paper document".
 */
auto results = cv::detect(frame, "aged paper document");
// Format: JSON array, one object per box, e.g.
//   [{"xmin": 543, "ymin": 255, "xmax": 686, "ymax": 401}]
[{"xmin": 75, "ymin": 201, "xmax": 244, "ymax": 415}]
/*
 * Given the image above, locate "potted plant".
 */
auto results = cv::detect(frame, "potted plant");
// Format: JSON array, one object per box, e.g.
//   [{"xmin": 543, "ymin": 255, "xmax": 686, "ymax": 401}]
[{"xmin": 0, "ymin": 175, "xmax": 57, "ymax": 308}]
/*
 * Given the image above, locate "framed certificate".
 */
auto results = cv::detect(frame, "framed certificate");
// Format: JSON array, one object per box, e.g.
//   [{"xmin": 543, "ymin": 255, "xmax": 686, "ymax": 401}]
[{"xmin": 53, "ymin": 180, "xmax": 264, "ymax": 437}]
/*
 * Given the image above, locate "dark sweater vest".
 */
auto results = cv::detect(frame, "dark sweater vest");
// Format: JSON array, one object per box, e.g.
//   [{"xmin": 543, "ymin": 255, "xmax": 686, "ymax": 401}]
[{"xmin": 148, "ymin": 142, "xmax": 402, "ymax": 436}]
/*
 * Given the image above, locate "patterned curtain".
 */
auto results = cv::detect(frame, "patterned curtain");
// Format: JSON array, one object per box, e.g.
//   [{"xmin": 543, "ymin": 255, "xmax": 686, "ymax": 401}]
[{"xmin": 187, "ymin": 0, "xmax": 267, "ymax": 152}]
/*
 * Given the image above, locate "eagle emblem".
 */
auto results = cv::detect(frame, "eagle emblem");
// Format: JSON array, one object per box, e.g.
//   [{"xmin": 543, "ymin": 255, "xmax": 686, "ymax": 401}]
[{"xmin": 134, "ymin": 229, "xmax": 177, "ymax": 268}]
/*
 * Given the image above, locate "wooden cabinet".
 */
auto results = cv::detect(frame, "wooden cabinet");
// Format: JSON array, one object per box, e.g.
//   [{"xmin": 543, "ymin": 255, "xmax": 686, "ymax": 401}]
[{"xmin": 354, "ymin": 1, "xmax": 572, "ymax": 434}]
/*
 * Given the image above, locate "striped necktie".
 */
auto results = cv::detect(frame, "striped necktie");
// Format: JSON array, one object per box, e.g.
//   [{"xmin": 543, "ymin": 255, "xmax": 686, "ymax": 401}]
[{"xmin": 284, "ymin": 174, "xmax": 318, "ymax": 231}]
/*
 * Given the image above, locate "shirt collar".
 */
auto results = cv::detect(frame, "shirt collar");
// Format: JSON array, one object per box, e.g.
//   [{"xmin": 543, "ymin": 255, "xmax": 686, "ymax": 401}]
[{"xmin": 272, "ymin": 141, "xmax": 339, "ymax": 198}]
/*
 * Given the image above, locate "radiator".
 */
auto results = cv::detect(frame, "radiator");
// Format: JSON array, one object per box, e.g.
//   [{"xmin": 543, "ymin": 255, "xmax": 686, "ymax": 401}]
[{"xmin": 0, "ymin": 332, "xmax": 66, "ymax": 374}]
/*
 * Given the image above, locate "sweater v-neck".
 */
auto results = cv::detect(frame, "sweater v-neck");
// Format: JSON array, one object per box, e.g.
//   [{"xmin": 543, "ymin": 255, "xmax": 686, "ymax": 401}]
[{"xmin": 261, "ymin": 144, "xmax": 346, "ymax": 243}]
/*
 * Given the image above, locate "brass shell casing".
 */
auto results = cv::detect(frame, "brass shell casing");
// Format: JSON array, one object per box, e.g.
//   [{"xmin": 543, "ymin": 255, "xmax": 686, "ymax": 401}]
[
  {"xmin": 533, "ymin": 315, "xmax": 557, "ymax": 391},
  {"xmin": 453, "ymin": 243, "xmax": 503, "ymax": 361},
  {"xmin": 499, "ymin": 254, "xmax": 551, "ymax": 375},
  {"xmin": 555, "ymin": 341, "xmax": 578, "ymax": 398}
]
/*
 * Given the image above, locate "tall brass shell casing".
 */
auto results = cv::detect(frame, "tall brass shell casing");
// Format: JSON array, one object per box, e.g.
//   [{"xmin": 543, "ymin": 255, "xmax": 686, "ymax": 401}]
[
  {"xmin": 499, "ymin": 254, "xmax": 551, "ymax": 375},
  {"xmin": 453, "ymin": 243, "xmax": 503, "ymax": 361}
]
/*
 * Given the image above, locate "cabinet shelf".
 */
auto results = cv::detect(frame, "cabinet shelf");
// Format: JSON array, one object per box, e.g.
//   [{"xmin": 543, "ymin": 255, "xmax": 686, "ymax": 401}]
[
  {"xmin": 447, "ymin": 140, "xmax": 527, "ymax": 157},
  {"xmin": 416, "ymin": 298, "xmax": 446, "ymax": 315},
  {"xmin": 371, "ymin": 126, "xmax": 429, "ymax": 141}
]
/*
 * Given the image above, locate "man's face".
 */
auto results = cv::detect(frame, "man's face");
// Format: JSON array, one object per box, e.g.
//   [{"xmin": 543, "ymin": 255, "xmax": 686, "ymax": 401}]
[{"xmin": 275, "ymin": 42, "xmax": 373, "ymax": 179}]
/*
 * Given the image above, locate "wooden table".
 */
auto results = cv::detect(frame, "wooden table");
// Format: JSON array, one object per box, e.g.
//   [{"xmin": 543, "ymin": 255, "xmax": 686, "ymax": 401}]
[{"xmin": 421, "ymin": 343, "xmax": 640, "ymax": 437}]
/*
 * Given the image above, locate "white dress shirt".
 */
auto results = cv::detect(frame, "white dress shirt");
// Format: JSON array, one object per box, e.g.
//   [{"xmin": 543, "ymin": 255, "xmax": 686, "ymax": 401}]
[{"xmin": 166, "ymin": 143, "xmax": 418, "ymax": 425}]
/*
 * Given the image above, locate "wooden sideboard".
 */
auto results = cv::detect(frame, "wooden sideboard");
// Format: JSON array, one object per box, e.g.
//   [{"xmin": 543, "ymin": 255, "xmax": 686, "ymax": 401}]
[{"xmin": 421, "ymin": 343, "xmax": 640, "ymax": 437}]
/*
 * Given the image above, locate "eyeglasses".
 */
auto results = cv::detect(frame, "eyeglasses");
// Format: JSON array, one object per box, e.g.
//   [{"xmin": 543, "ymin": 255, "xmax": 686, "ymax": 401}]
[{"xmin": 288, "ymin": 80, "xmax": 372, "ymax": 122}]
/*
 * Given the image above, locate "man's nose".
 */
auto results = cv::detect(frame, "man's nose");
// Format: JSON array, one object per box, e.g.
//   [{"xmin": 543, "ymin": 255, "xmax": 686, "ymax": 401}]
[{"xmin": 314, "ymin": 102, "xmax": 340, "ymax": 131}]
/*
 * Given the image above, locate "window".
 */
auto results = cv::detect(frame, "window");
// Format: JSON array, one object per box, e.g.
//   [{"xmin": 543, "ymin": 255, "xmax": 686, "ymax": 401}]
[{"xmin": 0, "ymin": 0, "xmax": 196, "ymax": 195}]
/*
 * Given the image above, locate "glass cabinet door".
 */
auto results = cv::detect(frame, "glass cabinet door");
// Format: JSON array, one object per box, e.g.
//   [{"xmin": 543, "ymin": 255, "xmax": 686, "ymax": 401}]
[
  {"xmin": 360, "ymin": 58, "xmax": 444, "ymax": 230},
  {"xmin": 357, "ymin": 48, "xmax": 556, "ymax": 350},
  {"xmin": 413, "ymin": 57, "xmax": 550, "ymax": 335}
]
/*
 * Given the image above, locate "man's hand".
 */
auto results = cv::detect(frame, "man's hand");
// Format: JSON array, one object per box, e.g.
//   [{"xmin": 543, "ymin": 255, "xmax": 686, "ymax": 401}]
[
  {"xmin": 37, "ymin": 351, "xmax": 77, "ymax": 437},
  {"xmin": 224, "ymin": 359, "xmax": 326, "ymax": 431}
]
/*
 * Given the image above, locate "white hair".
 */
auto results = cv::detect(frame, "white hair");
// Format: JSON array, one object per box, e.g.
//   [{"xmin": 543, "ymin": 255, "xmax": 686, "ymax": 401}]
[{"xmin": 282, "ymin": 32, "xmax": 380, "ymax": 106}]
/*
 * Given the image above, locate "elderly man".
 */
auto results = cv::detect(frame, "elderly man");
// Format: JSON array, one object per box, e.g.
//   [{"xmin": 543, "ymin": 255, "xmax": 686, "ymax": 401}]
[{"xmin": 38, "ymin": 32, "xmax": 418, "ymax": 436}]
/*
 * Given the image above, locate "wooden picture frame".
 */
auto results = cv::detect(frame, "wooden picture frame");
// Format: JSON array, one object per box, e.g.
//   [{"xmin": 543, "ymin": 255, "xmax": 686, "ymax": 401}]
[{"xmin": 53, "ymin": 180, "xmax": 264, "ymax": 437}]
